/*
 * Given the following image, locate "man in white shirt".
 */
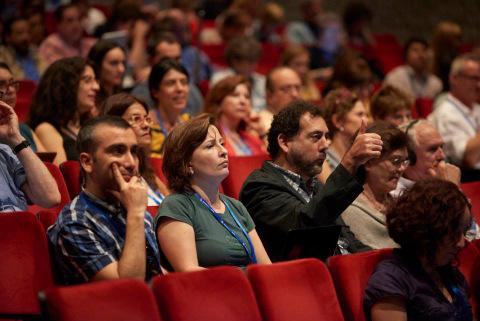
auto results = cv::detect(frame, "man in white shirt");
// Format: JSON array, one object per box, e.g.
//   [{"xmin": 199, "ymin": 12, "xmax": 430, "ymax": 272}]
[{"xmin": 429, "ymin": 54, "xmax": 480, "ymax": 178}]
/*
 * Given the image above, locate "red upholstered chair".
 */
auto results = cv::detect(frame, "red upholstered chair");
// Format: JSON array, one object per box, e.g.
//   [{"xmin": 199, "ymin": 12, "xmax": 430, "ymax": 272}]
[
  {"xmin": 41, "ymin": 279, "xmax": 162, "ymax": 321},
  {"xmin": 221, "ymin": 154, "xmax": 270, "ymax": 199},
  {"xmin": 328, "ymin": 248, "xmax": 393, "ymax": 321},
  {"xmin": 461, "ymin": 181, "xmax": 480, "ymax": 223},
  {"xmin": 28, "ymin": 162, "xmax": 70, "ymax": 214},
  {"xmin": 15, "ymin": 79, "xmax": 36, "ymax": 122},
  {"xmin": 152, "ymin": 266, "xmax": 262, "ymax": 321},
  {"xmin": 37, "ymin": 210, "xmax": 58, "ymax": 231},
  {"xmin": 457, "ymin": 241, "xmax": 480, "ymax": 316},
  {"xmin": 59, "ymin": 160, "xmax": 82, "ymax": 200},
  {"xmin": 415, "ymin": 98, "xmax": 434, "ymax": 118},
  {"xmin": 147, "ymin": 205, "xmax": 159, "ymax": 217},
  {"xmin": 150, "ymin": 157, "xmax": 168, "ymax": 185},
  {"xmin": 247, "ymin": 258, "xmax": 345, "ymax": 321},
  {"xmin": 0, "ymin": 212, "xmax": 54, "ymax": 319}
]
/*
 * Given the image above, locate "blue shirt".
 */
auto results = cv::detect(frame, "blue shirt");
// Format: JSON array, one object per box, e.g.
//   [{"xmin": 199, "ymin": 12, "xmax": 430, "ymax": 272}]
[
  {"xmin": 0, "ymin": 144, "xmax": 27, "ymax": 212},
  {"xmin": 48, "ymin": 191, "xmax": 161, "ymax": 284}
]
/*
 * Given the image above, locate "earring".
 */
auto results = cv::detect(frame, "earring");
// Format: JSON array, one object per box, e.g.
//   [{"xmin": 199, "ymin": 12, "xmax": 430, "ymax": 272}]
[{"xmin": 339, "ymin": 127, "xmax": 344, "ymax": 132}]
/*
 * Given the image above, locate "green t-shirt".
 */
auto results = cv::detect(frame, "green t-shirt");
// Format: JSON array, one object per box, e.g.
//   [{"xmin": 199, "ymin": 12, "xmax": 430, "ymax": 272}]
[{"xmin": 155, "ymin": 192, "xmax": 255, "ymax": 269}]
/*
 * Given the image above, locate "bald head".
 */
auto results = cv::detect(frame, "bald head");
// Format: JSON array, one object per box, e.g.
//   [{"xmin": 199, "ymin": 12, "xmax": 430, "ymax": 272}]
[{"xmin": 266, "ymin": 67, "xmax": 302, "ymax": 113}]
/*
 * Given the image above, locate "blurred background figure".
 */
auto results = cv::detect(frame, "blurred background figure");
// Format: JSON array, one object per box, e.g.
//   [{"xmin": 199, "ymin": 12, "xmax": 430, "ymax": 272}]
[
  {"xmin": 370, "ymin": 85, "xmax": 413, "ymax": 127},
  {"xmin": 432, "ymin": 21, "xmax": 462, "ymax": 91}
]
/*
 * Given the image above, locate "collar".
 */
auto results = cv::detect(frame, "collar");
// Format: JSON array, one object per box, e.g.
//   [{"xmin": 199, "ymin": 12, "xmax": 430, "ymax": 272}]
[
  {"xmin": 269, "ymin": 161, "xmax": 317, "ymax": 190},
  {"xmin": 82, "ymin": 189, "xmax": 124, "ymax": 216},
  {"xmin": 448, "ymin": 93, "xmax": 475, "ymax": 113},
  {"xmin": 405, "ymin": 64, "xmax": 427, "ymax": 79}
]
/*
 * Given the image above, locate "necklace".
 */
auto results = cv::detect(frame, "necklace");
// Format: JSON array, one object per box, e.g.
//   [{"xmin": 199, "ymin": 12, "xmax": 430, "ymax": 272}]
[{"xmin": 362, "ymin": 189, "xmax": 386, "ymax": 213}]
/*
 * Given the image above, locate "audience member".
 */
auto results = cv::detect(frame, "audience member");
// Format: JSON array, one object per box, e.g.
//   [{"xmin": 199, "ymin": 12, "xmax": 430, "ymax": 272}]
[
  {"xmin": 0, "ymin": 62, "xmax": 45, "ymax": 151},
  {"xmin": 286, "ymin": 0, "xmax": 323, "ymax": 47},
  {"xmin": 205, "ymin": 75, "xmax": 266, "ymax": 156},
  {"xmin": 48, "ymin": 116, "xmax": 161, "ymax": 284},
  {"xmin": 131, "ymin": 31, "xmax": 203, "ymax": 116},
  {"xmin": 0, "ymin": 16, "xmax": 47, "ymax": 81},
  {"xmin": 323, "ymin": 88, "xmax": 368, "ymax": 172},
  {"xmin": 384, "ymin": 37, "xmax": 443, "ymax": 99},
  {"xmin": 365, "ymin": 179, "xmax": 472, "ymax": 321},
  {"xmin": 88, "ymin": 39, "xmax": 126, "ymax": 111},
  {"xmin": 218, "ymin": 8, "xmax": 253, "ymax": 44},
  {"xmin": 27, "ymin": 11, "xmax": 46, "ymax": 47},
  {"xmin": 39, "ymin": 3, "xmax": 96, "ymax": 64},
  {"xmin": 341, "ymin": 122, "xmax": 409, "ymax": 249},
  {"xmin": 432, "ymin": 21, "xmax": 462, "ymax": 91},
  {"xmin": 253, "ymin": 2, "xmax": 285, "ymax": 44},
  {"xmin": 102, "ymin": 93, "xmax": 169, "ymax": 205},
  {"xmin": 370, "ymin": 85, "xmax": 412, "ymax": 127},
  {"xmin": 258, "ymin": 66, "xmax": 302, "ymax": 140},
  {"xmin": 211, "ymin": 36, "xmax": 266, "ymax": 111},
  {"xmin": 240, "ymin": 100, "xmax": 382, "ymax": 260},
  {"xmin": 156, "ymin": 114, "xmax": 271, "ymax": 271},
  {"xmin": 28, "ymin": 57, "xmax": 99, "ymax": 165},
  {"xmin": 280, "ymin": 45, "xmax": 321, "ymax": 101},
  {"xmin": 148, "ymin": 59, "xmax": 190, "ymax": 157},
  {"xmin": 429, "ymin": 54, "xmax": 480, "ymax": 180},
  {"xmin": 74, "ymin": 0, "xmax": 107, "ymax": 36},
  {"xmin": 0, "ymin": 100, "xmax": 60, "ymax": 212}
]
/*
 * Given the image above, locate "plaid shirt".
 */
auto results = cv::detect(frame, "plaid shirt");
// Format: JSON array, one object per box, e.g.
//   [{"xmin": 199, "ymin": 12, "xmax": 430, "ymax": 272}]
[
  {"xmin": 269, "ymin": 162, "xmax": 317, "ymax": 203},
  {"xmin": 48, "ymin": 191, "xmax": 160, "ymax": 285}
]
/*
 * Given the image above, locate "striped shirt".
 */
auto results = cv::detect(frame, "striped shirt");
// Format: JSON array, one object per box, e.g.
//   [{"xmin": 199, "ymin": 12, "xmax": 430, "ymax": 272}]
[{"xmin": 48, "ymin": 191, "xmax": 160, "ymax": 285}]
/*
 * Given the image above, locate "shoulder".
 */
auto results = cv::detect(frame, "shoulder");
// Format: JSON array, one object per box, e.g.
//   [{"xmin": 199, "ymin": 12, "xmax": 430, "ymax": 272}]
[
  {"xmin": 35, "ymin": 122, "xmax": 61, "ymax": 136},
  {"xmin": 243, "ymin": 162, "xmax": 282, "ymax": 186}
]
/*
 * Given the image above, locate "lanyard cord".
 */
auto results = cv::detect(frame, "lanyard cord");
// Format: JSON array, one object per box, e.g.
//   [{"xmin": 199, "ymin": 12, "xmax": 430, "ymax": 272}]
[
  {"xmin": 447, "ymin": 97, "xmax": 479, "ymax": 132},
  {"xmin": 194, "ymin": 193, "xmax": 257, "ymax": 264}
]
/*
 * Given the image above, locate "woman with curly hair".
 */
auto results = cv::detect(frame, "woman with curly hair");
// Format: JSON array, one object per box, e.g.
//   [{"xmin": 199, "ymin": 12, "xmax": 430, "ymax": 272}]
[
  {"xmin": 29, "ymin": 57, "xmax": 99, "ymax": 165},
  {"xmin": 364, "ymin": 178, "xmax": 473, "ymax": 321}
]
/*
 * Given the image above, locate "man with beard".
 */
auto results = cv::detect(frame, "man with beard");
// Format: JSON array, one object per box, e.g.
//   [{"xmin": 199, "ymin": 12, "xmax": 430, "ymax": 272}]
[
  {"xmin": 240, "ymin": 100, "xmax": 383, "ymax": 260},
  {"xmin": 0, "ymin": 16, "xmax": 47, "ymax": 81},
  {"xmin": 48, "ymin": 116, "xmax": 161, "ymax": 284}
]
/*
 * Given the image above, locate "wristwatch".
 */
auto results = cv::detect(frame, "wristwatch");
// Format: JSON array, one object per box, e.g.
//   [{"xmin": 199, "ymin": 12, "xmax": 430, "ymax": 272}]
[{"xmin": 12, "ymin": 140, "xmax": 31, "ymax": 154}]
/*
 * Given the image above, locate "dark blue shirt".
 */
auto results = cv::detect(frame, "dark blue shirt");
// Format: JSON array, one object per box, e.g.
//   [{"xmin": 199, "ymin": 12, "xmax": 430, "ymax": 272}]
[
  {"xmin": 364, "ymin": 249, "xmax": 472, "ymax": 321},
  {"xmin": 48, "ymin": 191, "xmax": 161, "ymax": 284}
]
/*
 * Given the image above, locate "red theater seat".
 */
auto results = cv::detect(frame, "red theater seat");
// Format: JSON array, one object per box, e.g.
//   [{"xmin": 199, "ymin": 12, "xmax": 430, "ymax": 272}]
[
  {"xmin": 328, "ymin": 249, "xmax": 393, "ymax": 321},
  {"xmin": 457, "ymin": 241, "xmax": 480, "ymax": 316},
  {"xmin": 152, "ymin": 266, "xmax": 262, "ymax": 321},
  {"xmin": 222, "ymin": 154, "xmax": 270, "ymax": 199},
  {"xmin": 150, "ymin": 157, "xmax": 168, "ymax": 185},
  {"xmin": 461, "ymin": 181, "xmax": 480, "ymax": 223},
  {"xmin": 0, "ymin": 212, "xmax": 54, "ymax": 319},
  {"xmin": 41, "ymin": 279, "xmax": 162, "ymax": 321},
  {"xmin": 60, "ymin": 161, "xmax": 82, "ymax": 200},
  {"xmin": 248, "ymin": 258, "xmax": 345, "ymax": 321}
]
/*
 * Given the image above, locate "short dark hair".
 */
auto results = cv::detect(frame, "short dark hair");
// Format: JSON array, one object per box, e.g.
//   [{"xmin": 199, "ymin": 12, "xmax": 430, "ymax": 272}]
[
  {"xmin": 4, "ymin": 16, "xmax": 28, "ymax": 37},
  {"xmin": 404, "ymin": 37, "xmax": 428, "ymax": 60},
  {"xmin": 225, "ymin": 36, "xmax": 262, "ymax": 65},
  {"xmin": 146, "ymin": 31, "xmax": 179, "ymax": 58},
  {"xmin": 162, "ymin": 114, "xmax": 215, "ymax": 192},
  {"xmin": 102, "ymin": 93, "xmax": 149, "ymax": 117},
  {"xmin": 387, "ymin": 179, "xmax": 470, "ymax": 265},
  {"xmin": 268, "ymin": 100, "xmax": 324, "ymax": 159},
  {"xmin": 148, "ymin": 59, "xmax": 189, "ymax": 102},
  {"xmin": 0, "ymin": 62, "xmax": 12, "ymax": 73},
  {"xmin": 77, "ymin": 116, "xmax": 131, "ymax": 155},
  {"xmin": 54, "ymin": 3, "xmax": 79, "ymax": 22},
  {"xmin": 87, "ymin": 39, "xmax": 126, "ymax": 79}
]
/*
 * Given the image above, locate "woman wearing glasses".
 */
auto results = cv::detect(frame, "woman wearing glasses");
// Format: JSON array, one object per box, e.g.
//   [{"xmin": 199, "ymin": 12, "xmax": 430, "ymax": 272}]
[
  {"xmin": 103, "ymin": 93, "xmax": 169, "ymax": 205},
  {"xmin": 341, "ymin": 122, "xmax": 410, "ymax": 250}
]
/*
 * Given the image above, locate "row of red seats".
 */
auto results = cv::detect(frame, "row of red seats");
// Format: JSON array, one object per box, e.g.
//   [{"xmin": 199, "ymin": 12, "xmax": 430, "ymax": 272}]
[{"xmin": 2, "ymin": 210, "xmax": 479, "ymax": 321}]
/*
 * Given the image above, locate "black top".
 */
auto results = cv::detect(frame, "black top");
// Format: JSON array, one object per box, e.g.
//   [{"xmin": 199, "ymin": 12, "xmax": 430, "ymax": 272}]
[
  {"xmin": 239, "ymin": 161, "xmax": 366, "ymax": 261},
  {"xmin": 364, "ymin": 248, "xmax": 472, "ymax": 321}
]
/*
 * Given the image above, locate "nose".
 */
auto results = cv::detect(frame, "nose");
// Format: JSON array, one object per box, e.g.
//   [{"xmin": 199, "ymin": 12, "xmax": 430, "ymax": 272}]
[
  {"xmin": 218, "ymin": 143, "xmax": 228, "ymax": 157},
  {"xmin": 291, "ymin": 86, "xmax": 300, "ymax": 99},
  {"xmin": 118, "ymin": 63, "xmax": 125, "ymax": 74},
  {"xmin": 92, "ymin": 79, "xmax": 100, "ymax": 91},
  {"xmin": 435, "ymin": 147, "xmax": 445, "ymax": 161},
  {"xmin": 456, "ymin": 234, "xmax": 466, "ymax": 249}
]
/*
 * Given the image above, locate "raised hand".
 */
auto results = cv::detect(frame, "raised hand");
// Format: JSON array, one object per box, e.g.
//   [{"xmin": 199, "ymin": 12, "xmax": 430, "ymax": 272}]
[
  {"xmin": 110, "ymin": 163, "xmax": 148, "ymax": 215},
  {"xmin": 341, "ymin": 119, "xmax": 383, "ymax": 174},
  {"xmin": 0, "ymin": 100, "xmax": 22, "ymax": 147}
]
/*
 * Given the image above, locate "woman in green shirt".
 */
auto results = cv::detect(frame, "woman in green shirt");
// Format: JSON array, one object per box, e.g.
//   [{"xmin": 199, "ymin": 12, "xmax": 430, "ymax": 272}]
[{"xmin": 155, "ymin": 114, "xmax": 271, "ymax": 271}]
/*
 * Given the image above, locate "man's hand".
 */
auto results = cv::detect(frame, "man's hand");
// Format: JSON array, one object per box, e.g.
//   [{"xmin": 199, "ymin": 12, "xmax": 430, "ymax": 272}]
[
  {"xmin": 428, "ymin": 161, "xmax": 461, "ymax": 185},
  {"xmin": 0, "ymin": 101, "xmax": 23, "ymax": 147},
  {"xmin": 110, "ymin": 163, "xmax": 148, "ymax": 215},
  {"xmin": 341, "ymin": 119, "xmax": 383, "ymax": 174}
]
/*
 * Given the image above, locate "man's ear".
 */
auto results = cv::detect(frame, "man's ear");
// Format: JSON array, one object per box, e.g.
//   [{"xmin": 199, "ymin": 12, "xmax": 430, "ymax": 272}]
[
  {"xmin": 277, "ymin": 133, "xmax": 290, "ymax": 154},
  {"xmin": 79, "ymin": 152, "xmax": 93, "ymax": 174}
]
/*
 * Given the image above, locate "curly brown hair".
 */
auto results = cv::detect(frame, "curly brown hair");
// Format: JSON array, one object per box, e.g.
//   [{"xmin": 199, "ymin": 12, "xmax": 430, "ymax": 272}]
[
  {"xmin": 162, "ymin": 113, "xmax": 216, "ymax": 192},
  {"xmin": 387, "ymin": 179, "xmax": 470, "ymax": 265},
  {"xmin": 370, "ymin": 85, "xmax": 413, "ymax": 121}
]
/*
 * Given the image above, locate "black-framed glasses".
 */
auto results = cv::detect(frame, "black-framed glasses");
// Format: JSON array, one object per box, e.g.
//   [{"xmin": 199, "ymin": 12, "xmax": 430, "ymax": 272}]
[{"xmin": 0, "ymin": 80, "xmax": 20, "ymax": 92}]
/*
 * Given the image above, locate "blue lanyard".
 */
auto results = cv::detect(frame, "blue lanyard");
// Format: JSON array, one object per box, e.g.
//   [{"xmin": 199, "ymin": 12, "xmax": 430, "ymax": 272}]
[
  {"xmin": 447, "ymin": 97, "xmax": 479, "ymax": 132},
  {"xmin": 194, "ymin": 193, "xmax": 257, "ymax": 264},
  {"xmin": 155, "ymin": 109, "xmax": 169, "ymax": 138}
]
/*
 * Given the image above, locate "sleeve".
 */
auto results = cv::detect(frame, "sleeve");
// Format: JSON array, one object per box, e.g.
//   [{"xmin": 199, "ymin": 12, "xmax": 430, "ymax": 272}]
[
  {"xmin": 154, "ymin": 194, "xmax": 195, "ymax": 231},
  {"xmin": 241, "ymin": 164, "xmax": 362, "ymax": 233},
  {"xmin": 55, "ymin": 219, "xmax": 119, "ymax": 281},
  {"xmin": 363, "ymin": 262, "xmax": 410, "ymax": 318},
  {"xmin": 1, "ymin": 145, "xmax": 27, "ymax": 189}
]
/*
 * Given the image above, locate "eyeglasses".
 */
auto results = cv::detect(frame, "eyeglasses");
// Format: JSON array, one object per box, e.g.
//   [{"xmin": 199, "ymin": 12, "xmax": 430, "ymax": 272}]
[
  {"xmin": 459, "ymin": 73, "xmax": 480, "ymax": 83},
  {"xmin": 388, "ymin": 156, "xmax": 410, "ymax": 168},
  {"xmin": 126, "ymin": 115, "xmax": 152, "ymax": 127},
  {"xmin": 0, "ymin": 80, "xmax": 20, "ymax": 92}
]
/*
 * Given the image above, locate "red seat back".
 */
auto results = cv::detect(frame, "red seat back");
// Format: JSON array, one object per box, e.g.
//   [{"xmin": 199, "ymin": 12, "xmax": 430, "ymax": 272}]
[
  {"xmin": 415, "ymin": 98, "xmax": 434, "ymax": 118},
  {"xmin": 149, "ymin": 157, "xmax": 168, "ymax": 185},
  {"xmin": 457, "ymin": 241, "xmax": 480, "ymax": 316},
  {"xmin": 248, "ymin": 258, "xmax": 345, "ymax": 321},
  {"xmin": 152, "ymin": 266, "xmax": 262, "ymax": 321},
  {"xmin": 59, "ymin": 161, "xmax": 82, "ymax": 200},
  {"xmin": 328, "ymin": 249, "xmax": 393, "ymax": 321},
  {"xmin": 222, "ymin": 155, "xmax": 270, "ymax": 199},
  {"xmin": 37, "ymin": 210, "xmax": 59, "ymax": 231},
  {"xmin": 461, "ymin": 181, "xmax": 480, "ymax": 223},
  {"xmin": 28, "ymin": 162, "xmax": 70, "ymax": 214},
  {"xmin": 15, "ymin": 79, "xmax": 36, "ymax": 122},
  {"xmin": 41, "ymin": 279, "xmax": 162, "ymax": 321},
  {"xmin": 0, "ymin": 212, "xmax": 54, "ymax": 318}
]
